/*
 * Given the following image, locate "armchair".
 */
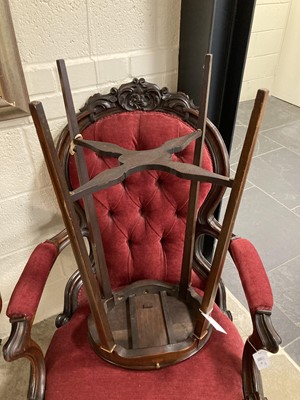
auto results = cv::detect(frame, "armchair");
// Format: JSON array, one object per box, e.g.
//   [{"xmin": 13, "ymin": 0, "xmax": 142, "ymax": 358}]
[{"xmin": 3, "ymin": 63, "xmax": 281, "ymax": 399}]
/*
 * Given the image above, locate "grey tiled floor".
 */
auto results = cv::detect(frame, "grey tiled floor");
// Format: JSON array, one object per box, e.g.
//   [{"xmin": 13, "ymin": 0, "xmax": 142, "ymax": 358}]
[{"xmin": 221, "ymin": 96, "xmax": 300, "ymax": 366}]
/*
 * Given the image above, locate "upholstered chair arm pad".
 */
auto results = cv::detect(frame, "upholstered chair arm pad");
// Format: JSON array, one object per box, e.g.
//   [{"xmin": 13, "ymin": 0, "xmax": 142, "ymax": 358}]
[
  {"xmin": 6, "ymin": 241, "xmax": 59, "ymax": 321},
  {"xmin": 229, "ymin": 238, "xmax": 273, "ymax": 315}
]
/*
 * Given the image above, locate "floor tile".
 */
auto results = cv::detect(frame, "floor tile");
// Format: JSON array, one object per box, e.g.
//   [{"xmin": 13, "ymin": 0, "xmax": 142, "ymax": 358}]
[
  {"xmin": 220, "ymin": 187, "xmax": 300, "ymax": 271},
  {"xmin": 226, "ymin": 290, "xmax": 252, "ymax": 337},
  {"xmin": 237, "ymin": 96, "xmax": 300, "ymax": 130},
  {"xmin": 292, "ymin": 205, "xmax": 300, "ymax": 217},
  {"xmin": 263, "ymin": 120, "xmax": 300, "ymax": 156},
  {"xmin": 268, "ymin": 256, "xmax": 300, "ymax": 326},
  {"xmin": 0, "ymin": 357, "xmax": 28, "ymax": 400},
  {"xmin": 229, "ymin": 124, "xmax": 283, "ymax": 165},
  {"xmin": 223, "ymin": 171, "xmax": 253, "ymax": 199},
  {"xmin": 285, "ymin": 338, "xmax": 300, "ymax": 366},
  {"xmin": 270, "ymin": 305, "xmax": 300, "ymax": 347},
  {"xmin": 232, "ymin": 147, "xmax": 300, "ymax": 210},
  {"xmin": 0, "ymin": 316, "xmax": 56, "ymax": 400},
  {"xmin": 261, "ymin": 351, "xmax": 300, "ymax": 400}
]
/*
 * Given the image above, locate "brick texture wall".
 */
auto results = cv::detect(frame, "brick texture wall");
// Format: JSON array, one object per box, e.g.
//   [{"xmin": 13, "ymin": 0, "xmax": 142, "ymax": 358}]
[
  {"xmin": 0, "ymin": 0, "xmax": 181, "ymax": 338},
  {"xmin": 240, "ymin": 0, "xmax": 292, "ymax": 101}
]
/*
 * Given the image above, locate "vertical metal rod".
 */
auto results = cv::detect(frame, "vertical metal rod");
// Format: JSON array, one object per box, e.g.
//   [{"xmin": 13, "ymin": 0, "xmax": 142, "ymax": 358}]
[
  {"xmin": 30, "ymin": 101, "xmax": 115, "ymax": 351},
  {"xmin": 56, "ymin": 59, "xmax": 112, "ymax": 300},
  {"xmin": 179, "ymin": 54, "xmax": 212, "ymax": 299},
  {"xmin": 194, "ymin": 89, "xmax": 269, "ymax": 339}
]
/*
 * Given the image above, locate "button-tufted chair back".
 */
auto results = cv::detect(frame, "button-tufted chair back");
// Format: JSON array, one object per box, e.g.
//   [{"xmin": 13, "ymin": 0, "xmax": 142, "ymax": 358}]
[
  {"xmin": 56, "ymin": 79, "xmax": 230, "ymax": 298},
  {"xmin": 68, "ymin": 111, "xmax": 214, "ymax": 290}
]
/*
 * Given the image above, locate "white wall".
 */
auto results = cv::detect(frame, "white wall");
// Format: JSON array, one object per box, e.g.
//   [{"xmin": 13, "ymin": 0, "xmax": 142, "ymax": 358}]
[
  {"xmin": 0, "ymin": 0, "xmax": 181, "ymax": 338},
  {"xmin": 272, "ymin": 0, "xmax": 300, "ymax": 106},
  {"xmin": 240, "ymin": 0, "xmax": 292, "ymax": 101}
]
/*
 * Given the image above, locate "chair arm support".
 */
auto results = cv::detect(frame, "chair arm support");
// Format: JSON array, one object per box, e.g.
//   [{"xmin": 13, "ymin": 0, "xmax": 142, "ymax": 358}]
[
  {"xmin": 229, "ymin": 238, "xmax": 273, "ymax": 315},
  {"xmin": 242, "ymin": 312, "xmax": 281, "ymax": 400},
  {"xmin": 229, "ymin": 239, "xmax": 282, "ymax": 399},
  {"xmin": 6, "ymin": 241, "xmax": 59, "ymax": 321},
  {"xmin": 3, "ymin": 318, "xmax": 45, "ymax": 400},
  {"xmin": 4, "ymin": 231, "xmax": 69, "ymax": 400}
]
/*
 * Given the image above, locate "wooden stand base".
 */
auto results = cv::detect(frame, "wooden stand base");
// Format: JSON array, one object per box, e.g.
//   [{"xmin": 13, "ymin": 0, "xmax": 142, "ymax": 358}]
[{"xmin": 88, "ymin": 280, "xmax": 212, "ymax": 370}]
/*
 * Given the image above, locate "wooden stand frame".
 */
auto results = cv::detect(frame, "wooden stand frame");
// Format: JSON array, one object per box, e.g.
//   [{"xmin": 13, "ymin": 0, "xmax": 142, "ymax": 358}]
[{"xmin": 30, "ymin": 57, "xmax": 268, "ymax": 370}]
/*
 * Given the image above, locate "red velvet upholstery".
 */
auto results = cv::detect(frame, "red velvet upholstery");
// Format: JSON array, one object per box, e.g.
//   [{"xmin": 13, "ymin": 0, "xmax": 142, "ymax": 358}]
[
  {"xmin": 69, "ymin": 112, "xmax": 213, "ymax": 290},
  {"xmin": 6, "ymin": 241, "xmax": 58, "ymax": 320},
  {"xmin": 45, "ymin": 299, "xmax": 243, "ymax": 400},
  {"xmin": 229, "ymin": 238, "xmax": 273, "ymax": 314}
]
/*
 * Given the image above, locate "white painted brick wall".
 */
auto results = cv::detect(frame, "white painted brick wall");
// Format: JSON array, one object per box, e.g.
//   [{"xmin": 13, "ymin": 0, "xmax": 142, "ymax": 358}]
[
  {"xmin": 9, "ymin": 0, "xmax": 90, "ymax": 63},
  {"xmin": 66, "ymin": 59, "xmax": 98, "ymax": 90},
  {"xmin": 95, "ymin": 57, "xmax": 129, "ymax": 84},
  {"xmin": 25, "ymin": 67, "xmax": 57, "ymax": 96},
  {"xmin": 131, "ymin": 49, "xmax": 178, "ymax": 76},
  {"xmin": 0, "ymin": 0, "xmax": 181, "ymax": 338},
  {"xmin": 241, "ymin": 0, "xmax": 291, "ymax": 101},
  {"xmin": 88, "ymin": 0, "xmax": 157, "ymax": 55}
]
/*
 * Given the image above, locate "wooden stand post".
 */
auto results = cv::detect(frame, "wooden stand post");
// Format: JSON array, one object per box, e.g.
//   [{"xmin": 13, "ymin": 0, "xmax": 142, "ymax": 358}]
[
  {"xmin": 179, "ymin": 54, "xmax": 212, "ymax": 299},
  {"xmin": 30, "ymin": 101, "xmax": 115, "ymax": 353},
  {"xmin": 194, "ymin": 89, "xmax": 268, "ymax": 339}
]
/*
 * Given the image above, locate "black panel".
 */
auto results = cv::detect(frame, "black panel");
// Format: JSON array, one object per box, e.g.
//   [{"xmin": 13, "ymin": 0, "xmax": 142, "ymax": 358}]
[
  {"xmin": 178, "ymin": 0, "xmax": 256, "ymax": 258},
  {"xmin": 217, "ymin": 0, "xmax": 256, "ymax": 152},
  {"xmin": 178, "ymin": 0, "xmax": 215, "ymax": 104},
  {"xmin": 178, "ymin": 0, "xmax": 256, "ymax": 152}
]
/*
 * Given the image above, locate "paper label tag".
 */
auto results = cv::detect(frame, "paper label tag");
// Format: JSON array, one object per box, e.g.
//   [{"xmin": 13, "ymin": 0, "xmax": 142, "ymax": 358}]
[
  {"xmin": 253, "ymin": 350, "xmax": 270, "ymax": 370},
  {"xmin": 200, "ymin": 310, "xmax": 227, "ymax": 334}
]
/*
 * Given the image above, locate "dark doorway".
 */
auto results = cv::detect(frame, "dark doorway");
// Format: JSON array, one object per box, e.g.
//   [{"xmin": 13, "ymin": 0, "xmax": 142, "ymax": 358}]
[
  {"xmin": 178, "ymin": 0, "xmax": 256, "ymax": 152},
  {"xmin": 178, "ymin": 0, "xmax": 256, "ymax": 258}
]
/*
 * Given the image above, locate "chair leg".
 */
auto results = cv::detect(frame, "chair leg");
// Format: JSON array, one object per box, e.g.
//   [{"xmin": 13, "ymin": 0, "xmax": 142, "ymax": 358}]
[
  {"xmin": 3, "ymin": 319, "xmax": 46, "ymax": 400},
  {"xmin": 194, "ymin": 89, "xmax": 269, "ymax": 339},
  {"xmin": 242, "ymin": 340, "xmax": 267, "ymax": 400},
  {"xmin": 242, "ymin": 307, "xmax": 281, "ymax": 400}
]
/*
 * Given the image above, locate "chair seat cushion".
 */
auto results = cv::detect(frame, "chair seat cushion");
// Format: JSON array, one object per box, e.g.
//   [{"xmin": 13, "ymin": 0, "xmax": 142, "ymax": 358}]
[{"xmin": 45, "ymin": 300, "xmax": 244, "ymax": 400}]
